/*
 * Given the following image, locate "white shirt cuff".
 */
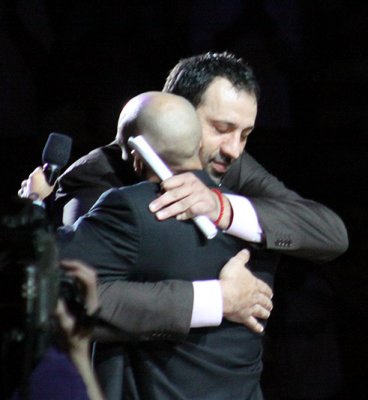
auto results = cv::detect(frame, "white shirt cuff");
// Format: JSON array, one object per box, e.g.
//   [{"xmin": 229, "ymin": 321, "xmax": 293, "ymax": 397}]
[
  {"xmin": 190, "ymin": 280, "xmax": 223, "ymax": 328},
  {"xmin": 224, "ymin": 194, "xmax": 263, "ymax": 243}
]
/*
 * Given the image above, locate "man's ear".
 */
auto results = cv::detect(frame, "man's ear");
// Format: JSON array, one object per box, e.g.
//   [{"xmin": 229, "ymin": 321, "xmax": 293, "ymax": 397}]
[
  {"xmin": 132, "ymin": 150, "xmax": 144, "ymax": 176},
  {"xmin": 121, "ymin": 144, "xmax": 129, "ymax": 161}
]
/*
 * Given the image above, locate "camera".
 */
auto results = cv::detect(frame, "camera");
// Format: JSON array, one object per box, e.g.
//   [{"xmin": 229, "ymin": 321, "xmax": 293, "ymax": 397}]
[
  {"xmin": 59, "ymin": 272, "xmax": 89, "ymax": 327},
  {"xmin": 0, "ymin": 198, "xmax": 91, "ymax": 398}
]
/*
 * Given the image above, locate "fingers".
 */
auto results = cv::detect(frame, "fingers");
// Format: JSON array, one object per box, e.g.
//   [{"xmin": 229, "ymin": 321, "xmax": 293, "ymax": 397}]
[
  {"xmin": 149, "ymin": 174, "xmax": 192, "ymax": 213},
  {"xmin": 55, "ymin": 299, "xmax": 75, "ymax": 334},
  {"xmin": 256, "ymin": 279, "xmax": 273, "ymax": 299},
  {"xmin": 150, "ymin": 190, "xmax": 193, "ymax": 220},
  {"xmin": 243, "ymin": 316, "xmax": 265, "ymax": 334},
  {"xmin": 18, "ymin": 166, "xmax": 54, "ymax": 200},
  {"xmin": 149, "ymin": 172, "xmax": 218, "ymax": 221},
  {"xmin": 160, "ymin": 173, "xmax": 195, "ymax": 191},
  {"xmin": 254, "ymin": 292, "xmax": 273, "ymax": 312},
  {"xmin": 60, "ymin": 259, "xmax": 99, "ymax": 314},
  {"xmin": 61, "ymin": 259, "xmax": 96, "ymax": 283},
  {"xmin": 235, "ymin": 303, "xmax": 270, "ymax": 333},
  {"xmin": 55, "ymin": 299, "xmax": 91, "ymax": 348},
  {"xmin": 220, "ymin": 248, "xmax": 274, "ymax": 331},
  {"xmin": 243, "ymin": 299, "xmax": 273, "ymax": 333},
  {"xmin": 250, "ymin": 303, "xmax": 271, "ymax": 320}
]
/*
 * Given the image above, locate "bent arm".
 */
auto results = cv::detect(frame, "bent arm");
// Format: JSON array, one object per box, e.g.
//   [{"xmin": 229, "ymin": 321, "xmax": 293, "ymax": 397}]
[
  {"xmin": 222, "ymin": 152, "xmax": 348, "ymax": 262},
  {"xmin": 94, "ymin": 279, "xmax": 193, "ymax": 342}
]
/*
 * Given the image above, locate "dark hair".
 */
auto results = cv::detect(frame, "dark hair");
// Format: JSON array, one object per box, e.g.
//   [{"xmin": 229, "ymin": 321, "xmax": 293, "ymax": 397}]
[{"xmin": 163, "ymin": 51, "xmax": 260, "ymax": 107}]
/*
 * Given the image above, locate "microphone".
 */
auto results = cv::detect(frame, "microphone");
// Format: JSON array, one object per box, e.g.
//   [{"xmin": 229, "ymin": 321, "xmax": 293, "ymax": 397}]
[
  {"xmin": 128, "ymin": 135, "xmax": 218, "ymax": 240},
  {"xmin": 42, "ymin": 133, "xmax": 72, "ymax": 185}
]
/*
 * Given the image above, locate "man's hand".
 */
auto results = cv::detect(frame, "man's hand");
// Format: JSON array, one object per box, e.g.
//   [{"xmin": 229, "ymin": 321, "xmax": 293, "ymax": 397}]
[
  {"xmin": 219, "ymin": 249, "xmax": 273, "ymax": 333},
  {"xmin": 18, "ymin": 166, "xmax": 54, "ymax": 201},
  {"xmin": 149, "ymin": 172, "xmax": 232, "ymax": 229},
  {"xmin": 61, "ymin": 259, "xmax": 99, "ymax": 315},
  {"xmin": 55, "ymin": 260, "xmax": 104, "ymax": 400},
  {"xmin": 56, "ymin": 260, "xmax": 99, "ymax": 350},
  {"xmin": 55, "ymin": 260, "xmax": 99, "ymax": 360}
]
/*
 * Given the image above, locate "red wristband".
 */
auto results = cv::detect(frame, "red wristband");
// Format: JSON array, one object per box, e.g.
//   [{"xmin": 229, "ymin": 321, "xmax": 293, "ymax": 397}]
[{"xmin": 211, "ymin": 188, "xmax": 225, "ymax": 226}]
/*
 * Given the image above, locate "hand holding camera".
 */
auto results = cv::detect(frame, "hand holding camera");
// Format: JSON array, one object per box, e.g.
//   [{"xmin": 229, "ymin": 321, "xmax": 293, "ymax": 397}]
[{"xmin": 56, "ymin": 259, "xmax": 99, "ymax": 343}]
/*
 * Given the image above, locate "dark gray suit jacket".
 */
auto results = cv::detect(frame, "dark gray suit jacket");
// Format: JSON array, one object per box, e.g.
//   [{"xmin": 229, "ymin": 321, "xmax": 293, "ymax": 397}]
[
  {"xmin": 58, "ymin": 170, "xmax": 277, "ymax": 399},
  {"xmin": 54, "ymin": 142, "xmax": 347, "ymax": 340}
]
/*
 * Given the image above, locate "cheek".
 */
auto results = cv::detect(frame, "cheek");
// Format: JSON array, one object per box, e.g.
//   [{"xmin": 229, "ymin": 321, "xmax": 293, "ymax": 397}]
[
  {"xmin": 199, "ymin": 145, "xmax": 209, "ymax": 164},
  {"xmin": 201, "ymin": 129, "xmax": 220, "ymax": 154},
  {"xmin": 200, "ymin": 136, "xmax": 217, "ymax": 161},
  {"xmin": 240, "ymin": 138, "xmax": 247, "ymax": 151}
]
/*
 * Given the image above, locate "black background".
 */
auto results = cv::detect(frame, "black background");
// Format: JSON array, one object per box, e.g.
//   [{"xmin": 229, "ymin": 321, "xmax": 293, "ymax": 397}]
[{"xmin": 1, "ymin": 1, "xmax": 367, "ymax": 399}]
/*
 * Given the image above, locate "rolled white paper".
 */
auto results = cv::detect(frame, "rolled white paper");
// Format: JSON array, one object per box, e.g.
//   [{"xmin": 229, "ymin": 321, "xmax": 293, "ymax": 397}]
[{"xmin": 128, "ymin": 135, "xmax": 217, "ymax": 239}]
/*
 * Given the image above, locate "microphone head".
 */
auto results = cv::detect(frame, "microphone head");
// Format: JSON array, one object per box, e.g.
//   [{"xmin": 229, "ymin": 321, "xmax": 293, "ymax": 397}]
[{"xmin": 42, "ymin": 133, "xmax": 72, "ymax": 168}]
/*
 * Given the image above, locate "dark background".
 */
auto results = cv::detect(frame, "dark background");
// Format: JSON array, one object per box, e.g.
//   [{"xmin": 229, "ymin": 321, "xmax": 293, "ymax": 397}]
[{"xmin": 1, "ymin": 1, "xmax": 367, "ymax": 399}]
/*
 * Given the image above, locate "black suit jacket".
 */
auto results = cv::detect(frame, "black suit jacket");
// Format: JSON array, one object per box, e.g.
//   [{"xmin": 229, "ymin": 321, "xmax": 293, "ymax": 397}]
[
  {"xmin": 58, "ymin": 171, "xmax": 277, "ymax": 399},
  {"xmin": 55, "ymin": 144, "xmax": 347, "ymax": 400}
]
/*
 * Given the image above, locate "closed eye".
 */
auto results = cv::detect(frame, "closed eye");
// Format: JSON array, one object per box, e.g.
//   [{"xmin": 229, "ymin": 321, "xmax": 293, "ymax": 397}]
[{"xmin": 212, "ymin": 121, "xmax": 236, "ymax": 134}]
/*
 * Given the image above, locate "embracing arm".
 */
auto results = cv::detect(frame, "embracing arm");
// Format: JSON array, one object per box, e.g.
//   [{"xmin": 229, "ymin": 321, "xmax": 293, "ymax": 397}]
[
  {"xmin": 94, "ymin": 279, "xmax": 193, "ymax": 342},
  {"xmin": 22, "ymin": 168, "xmax": 273, "ymax": 343},
  {"xmin": 93, "ymin": 248, "xmax": 272, "ymax": 343},
  {"xmin": 222, "ymin": 152, "xmax": 348, "ymax": 262},
  {"xmin": 149, "ymin": 153, "xmax": 348, "ymax": 263}
]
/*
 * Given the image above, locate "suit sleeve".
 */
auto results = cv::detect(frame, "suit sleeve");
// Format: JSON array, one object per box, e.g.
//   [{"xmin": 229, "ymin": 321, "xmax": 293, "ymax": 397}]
[
  {"xmin": 94, "ymin": 279, "xmax": 193, "ymax": 342},
  {"xmin": 222, "ymin": 152, "xmax": 348, "ymax": 263},
  {"xmin": 57, "ymin": 189, "xmax": 193, "ymax": 341}
]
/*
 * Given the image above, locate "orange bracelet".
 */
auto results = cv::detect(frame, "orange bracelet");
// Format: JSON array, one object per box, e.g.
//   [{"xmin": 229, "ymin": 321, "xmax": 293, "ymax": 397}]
[{"xmin": 211, "ymin": 188, "xmax": 225, "ymax": 226}]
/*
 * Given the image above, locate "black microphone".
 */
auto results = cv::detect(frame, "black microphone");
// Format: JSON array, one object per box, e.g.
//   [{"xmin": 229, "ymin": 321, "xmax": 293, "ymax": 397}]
[{"xmin": 42, "ymin": 133, "xmax": 72, "ymax": 185}]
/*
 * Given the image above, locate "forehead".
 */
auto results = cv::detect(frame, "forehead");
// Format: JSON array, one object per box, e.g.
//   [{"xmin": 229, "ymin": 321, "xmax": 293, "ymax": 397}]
[{"xmin": 198, "ymin": 77, "xmax": 258, "ymax": 126}]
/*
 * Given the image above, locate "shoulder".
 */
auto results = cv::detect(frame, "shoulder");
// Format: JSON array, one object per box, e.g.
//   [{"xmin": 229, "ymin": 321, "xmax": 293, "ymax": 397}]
[
  {"xmin": 57, "ymin": 142, "xmax": 136, "ymax": 192},
  {"xmin": 91, "ymin": 181, "xmax": 159, "ymax": 211},
  {"xmin": 60, "ymin": 143, "xmax": 118, "ymax": 179}
]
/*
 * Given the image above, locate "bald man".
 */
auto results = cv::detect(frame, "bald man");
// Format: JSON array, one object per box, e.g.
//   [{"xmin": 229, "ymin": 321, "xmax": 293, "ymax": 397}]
[{"xmin": 57, "ymin": 91, "xmax": 276, "ymax": 399}]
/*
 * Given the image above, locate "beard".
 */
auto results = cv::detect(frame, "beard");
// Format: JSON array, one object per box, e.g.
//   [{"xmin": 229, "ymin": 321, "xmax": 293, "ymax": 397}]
[{"xmin": 204, "ymin": 152, "xmax": 233, "ymax": 184}]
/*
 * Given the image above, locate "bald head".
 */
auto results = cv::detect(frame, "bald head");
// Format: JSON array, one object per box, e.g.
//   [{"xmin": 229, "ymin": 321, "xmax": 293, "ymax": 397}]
[{"xmin": 116, "ymin": 92, "xmax": 202, "ymax": 169}]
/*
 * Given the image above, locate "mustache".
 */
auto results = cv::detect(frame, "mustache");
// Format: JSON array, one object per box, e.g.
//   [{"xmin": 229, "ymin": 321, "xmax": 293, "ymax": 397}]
[{"xmin": 212, "ymin": 153, "xmax": 233, "ymax": 166}]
